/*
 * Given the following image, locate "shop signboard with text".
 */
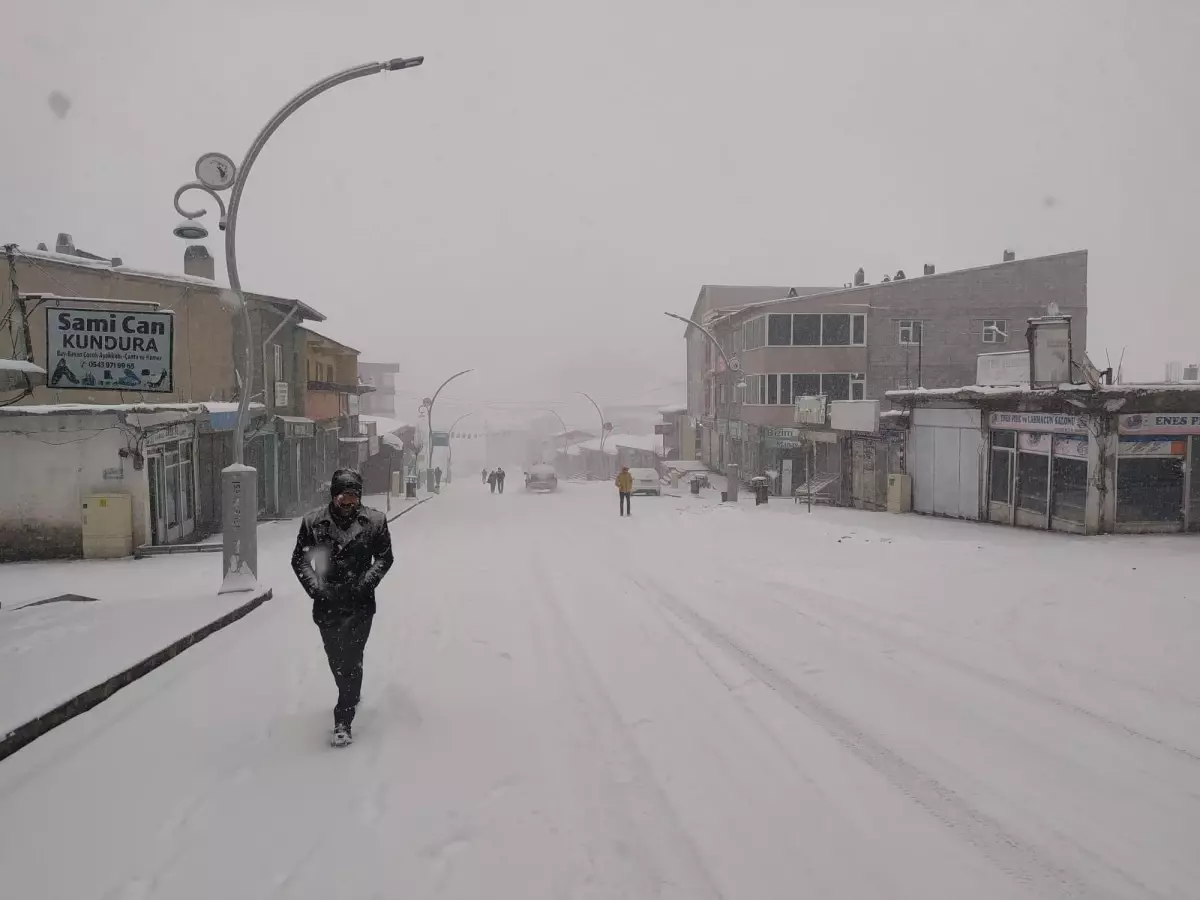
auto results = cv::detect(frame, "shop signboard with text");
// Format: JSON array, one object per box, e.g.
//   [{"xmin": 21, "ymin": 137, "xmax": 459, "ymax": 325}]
[
  {"xmin": 46, "ymin": 305, "xmax": 174, "ymax": 392},
  {"xmin": 988, "ymin": 411, "xmax": 1088, "ymax": 434},
  {"xmin": 1119, "ymin": 413, "xmax": 1200, "ymax": 435}
]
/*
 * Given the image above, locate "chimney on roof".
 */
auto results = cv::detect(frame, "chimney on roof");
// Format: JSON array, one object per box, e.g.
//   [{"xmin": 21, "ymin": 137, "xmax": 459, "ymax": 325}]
[
  {"xmin": 923, "ymin": 263, "xmax": 935, "ymax": 275},
  {"xmin": 853, "ymin": 267, "xmax": 865, "ymax": 287},
  {"xmin": 894, "ymin": 269, "xmax": 906, "ymax": 280},
  {"xmin": 36, "ymin": 243, "xmax": 48, "ymax": 251},
  {"xmin": 183, "ymin": 244, "xmax": 215, "ymax": 280},
  {"xmin": 56, "ymin": 232, "xmax": 75, "ymax": 255},
  {"xmin": 1003, "ymin": 249, "xmax": 1016, "ymax": 262},
  {"xmin": 111, "ymin": 257, "xmax": 123, "ymax": 267},
  {"xmin": 881, "ymin": 275, "xmax": 891, "ymax": 283}
]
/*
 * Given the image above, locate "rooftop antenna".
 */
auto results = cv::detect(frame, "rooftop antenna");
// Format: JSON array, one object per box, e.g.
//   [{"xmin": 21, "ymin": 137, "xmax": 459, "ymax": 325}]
[{"xmin": 1116, "ymin": 347, "xmax": 1126, "ymax": 384}]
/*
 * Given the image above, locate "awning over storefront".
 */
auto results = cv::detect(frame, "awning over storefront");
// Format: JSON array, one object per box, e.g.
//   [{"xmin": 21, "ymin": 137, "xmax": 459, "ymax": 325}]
[{"xmin": 201, "ymin": 402, "xmax": 267, "ymax": 433}]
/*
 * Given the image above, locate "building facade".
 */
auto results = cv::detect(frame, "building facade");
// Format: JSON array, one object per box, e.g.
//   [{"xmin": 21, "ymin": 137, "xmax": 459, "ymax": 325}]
[
  {"xmin": 681, "ymin": 250, "xmax": 1088, "ymax": 478},
  {"xmin": 357, "ymin": 361, "xmax": 400, "ymax": 416}
]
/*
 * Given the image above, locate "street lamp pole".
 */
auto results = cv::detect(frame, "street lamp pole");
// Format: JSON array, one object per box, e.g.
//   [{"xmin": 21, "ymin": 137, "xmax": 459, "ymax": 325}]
[
  {"xmin": 539, "ymin": 408, "xmax": 571, "ymax": 464},
  {"xmin": 665, "ymin": 311, "xmax": 741, "ymax": 497},
  {"xmin": 421, "ymin": 369, "xmax": 473, "ymax": 490},
  {"xmin": 445, "ymin": 411, "xmax": 475, "ymax": 484},
  {"xmin": 574, "ymin": 391, "xmax": 609, "ymax": 453},
  {"xmin": 172, "ymin": 56, "xmax": 424, "ymax": 594}
]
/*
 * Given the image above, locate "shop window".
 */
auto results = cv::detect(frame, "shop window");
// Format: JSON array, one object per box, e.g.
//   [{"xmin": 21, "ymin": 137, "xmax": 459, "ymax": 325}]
[
  {"xmin": 1191, "ymin": 437, "xmax": 1200, "ymax": 532},
  {"xmin": 1117, "ymin": 457, "xmax": 1184, "ymax": 523},
  {"xmin": 1017, "ymin": 447, "xmax": 1049, "ymax": 515},
  {"xmin": 822, "ymin": 314, "xmax": 851, "ymax": 346},
  {"xmin": 792, "ymin": 314, "xmax": 821, "ymax": 346},
  {"xmin": 1051, "ymin": 434, "xmax": 1088, "ymax": 524},
  {"xmin": 768, "ymin": 315, "xmax": 792, "ymax": 346}
]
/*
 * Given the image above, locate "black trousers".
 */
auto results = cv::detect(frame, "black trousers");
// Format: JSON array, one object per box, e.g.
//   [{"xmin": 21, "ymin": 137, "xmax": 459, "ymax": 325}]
[
  {"xmin": 317, "ymin": 608, "xmax": 374, "ymax": 726},
  {"xmin": 619, "ymin": 491, "xmax": 631, "ymax": 515}
]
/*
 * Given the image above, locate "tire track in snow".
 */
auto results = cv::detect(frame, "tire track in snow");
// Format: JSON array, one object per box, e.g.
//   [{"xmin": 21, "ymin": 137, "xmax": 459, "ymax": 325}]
[
  {"xmin": 526, "ymin": 550, "xmax": 725, "ymax": 900},
  {"xmin": 753, "ymin": 577, "xmax": 1200, "ymax": 763},
  {"xmin": 640, "ymin": 576, "xmax": 1134, "ymax": 900}
]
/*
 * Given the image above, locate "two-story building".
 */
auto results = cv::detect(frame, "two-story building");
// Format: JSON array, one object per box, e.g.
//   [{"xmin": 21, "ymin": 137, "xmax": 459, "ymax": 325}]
[
  {"xmin": 682, "ymin": 250, "xmax": 1088, "ymax": 480},
  {"xmin": 0, "ymin": 235, "xmax": 337, "ymax": 556},
  {"xmin": 300, "ymin": 327, "xmax": 373, "ymax": 487}
]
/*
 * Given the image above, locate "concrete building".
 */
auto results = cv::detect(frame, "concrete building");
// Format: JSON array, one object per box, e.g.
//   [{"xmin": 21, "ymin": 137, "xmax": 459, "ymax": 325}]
[
  {"xmin": 680, "ymin": 250, "xmax": 1088, "ymax": 478},
  {"xmin": 357, "ymin": 361, "xmax": 400, "ymax": 416},
  {"xmin": 301, "ymin": 327, "xmax": 374, "ymax": 483}
]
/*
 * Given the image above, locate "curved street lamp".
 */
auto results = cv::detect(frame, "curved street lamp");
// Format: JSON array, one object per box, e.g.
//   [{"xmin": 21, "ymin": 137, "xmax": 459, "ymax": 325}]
[
  {"xmin": 445, "ymin": 411, "xmax": 475, "ymax": 484},
  {"xmin": 664, "ymin": 311, "xmax": 741, "ymax": 475},
  {"xmin": 539, "ymin": 408, "xmax": 571, "ymax": 461},
  {"xmin": 172, "ymin": 55, "xmax": 425, "ymax": 595},
  {"xmin": 574, "ymin": 390, "xmax": 610, "ymax": 453},
  {"xmin": 420, "ymin": 369, "xmax": 474, "ymax": 488}
]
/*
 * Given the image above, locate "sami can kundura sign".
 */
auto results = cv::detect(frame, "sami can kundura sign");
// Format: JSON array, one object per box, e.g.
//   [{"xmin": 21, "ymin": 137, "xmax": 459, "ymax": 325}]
[{"xmin": 46, "ymin": 305, "xmax": 174, "ymax": 392}]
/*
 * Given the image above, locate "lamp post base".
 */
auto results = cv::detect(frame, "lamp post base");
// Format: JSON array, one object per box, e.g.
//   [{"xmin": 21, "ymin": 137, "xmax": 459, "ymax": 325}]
[{"xmin": 219, "ymin": 464, "xmax": 260, "ymax": 595}]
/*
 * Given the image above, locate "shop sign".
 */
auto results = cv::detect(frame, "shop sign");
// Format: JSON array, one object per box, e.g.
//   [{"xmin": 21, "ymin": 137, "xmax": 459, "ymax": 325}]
[
  {"xmin": 1119, "ymin": 436, "xmax": 1186, "ymax": 458},
  {"xmin": 46, "ymin": 305, "xmax": 174, "ymax": 392},
  {"xmin": 761, "ymin": 426, "xmax": 799, "ymax": 440},
  {"xmin": 989, "ymin": 411, "xmax": 1088, "ymax": 433},
  {"xmin": 1119, "ymin": 413, "xmax": 1200, "ymax": 435},
  {"xmin": 145, "ymin": 420, "xmax": 195, "ymax": 446}
]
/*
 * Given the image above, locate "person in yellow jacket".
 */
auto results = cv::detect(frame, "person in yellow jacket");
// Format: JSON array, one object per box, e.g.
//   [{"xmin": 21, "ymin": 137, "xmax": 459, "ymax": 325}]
[{"xmin": 615, "ymin": 466, "xmax": 633, "ymax": 517}]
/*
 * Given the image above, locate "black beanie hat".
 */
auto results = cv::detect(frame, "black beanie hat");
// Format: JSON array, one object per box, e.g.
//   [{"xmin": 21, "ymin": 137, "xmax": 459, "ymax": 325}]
[{"xmin": 331, "ymin": 468, "xmax": 364, "ymax": 498}]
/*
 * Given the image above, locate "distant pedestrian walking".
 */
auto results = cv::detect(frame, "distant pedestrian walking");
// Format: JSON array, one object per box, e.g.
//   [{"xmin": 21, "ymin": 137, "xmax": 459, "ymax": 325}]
[
  {"xmin": 497, "ymin": 467, "xmax": 506, "ymax": 494},
  {"xmin": 481, "ymin": 468, "xmax": 487, "ymax": 484},
  {"xmin": 488, "ymin": 469, "xmax": 498, "ymax": 493},
  {"xmin": 616, "ymin": 466, "xmax": 633, "ymax": 516},
  {"xmin": 434, "ymin": 466, "xmax": 442, "ymax": 489}
]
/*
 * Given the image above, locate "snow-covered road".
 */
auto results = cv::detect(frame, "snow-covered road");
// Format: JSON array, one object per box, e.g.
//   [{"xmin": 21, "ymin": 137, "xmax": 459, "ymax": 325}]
[{"xmin": 2, "ymin": 482, "xmax": 1198, "ymax": 899}]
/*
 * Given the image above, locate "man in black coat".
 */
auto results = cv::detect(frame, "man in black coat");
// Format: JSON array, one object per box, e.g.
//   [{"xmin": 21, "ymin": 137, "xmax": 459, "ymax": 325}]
[{"xmin": 291, "ymin": 468, "xmax": 393, "ymax": 746}]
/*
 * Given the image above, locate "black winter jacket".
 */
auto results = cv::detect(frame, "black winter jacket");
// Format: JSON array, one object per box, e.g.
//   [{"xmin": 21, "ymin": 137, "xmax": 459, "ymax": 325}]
[{"xmin": 291, "ymin": 503, "xmax": 393, "ymax": 620}]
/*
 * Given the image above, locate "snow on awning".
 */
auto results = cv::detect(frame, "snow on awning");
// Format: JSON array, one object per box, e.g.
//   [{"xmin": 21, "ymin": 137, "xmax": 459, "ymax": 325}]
[
  {"xmin": 0, "ymin": 358, "xmax": 47, "ymax": 391},
  {"xmin": 338, "ymin": 436, "xmax": 369, "ymax": 443}
]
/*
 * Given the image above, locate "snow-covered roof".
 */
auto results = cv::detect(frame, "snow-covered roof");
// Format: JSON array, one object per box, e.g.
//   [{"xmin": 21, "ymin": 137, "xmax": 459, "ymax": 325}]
[
  {"xmin": 0, "ymin": 401, "xmax": 265, "ymax": 417},
  {"xmin": 567, "ymin": 433, "xmax": 661, "ymax": 456},
  {"xmin": 358, "ymin": 415, "xmax": 412, "ymax": 435},
  {"xmin": 663, "ymin": 459, "xmax": 709, "ymax": 472},
  {"xmin": 658, "ymin": 404, "xmax": 688, "ymax": 415},
  {"xmin": 886, "ymin": 382, "xmax": 1200, "ymax": 403}
]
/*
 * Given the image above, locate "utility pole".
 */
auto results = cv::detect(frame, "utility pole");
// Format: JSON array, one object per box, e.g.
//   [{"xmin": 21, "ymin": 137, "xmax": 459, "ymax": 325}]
[{"xmin": 3, "ymin": 245, "xmax": 33, "ymax": 365}]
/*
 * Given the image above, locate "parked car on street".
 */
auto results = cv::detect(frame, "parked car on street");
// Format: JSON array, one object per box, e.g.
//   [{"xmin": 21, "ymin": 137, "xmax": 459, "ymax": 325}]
[
  {"xmin": 628, "ymin": 467, "xmax": 661, "ymax": 496},
  {"xmin": 525, "ymin": 463, "xmax": 558, "ymax": 492}
]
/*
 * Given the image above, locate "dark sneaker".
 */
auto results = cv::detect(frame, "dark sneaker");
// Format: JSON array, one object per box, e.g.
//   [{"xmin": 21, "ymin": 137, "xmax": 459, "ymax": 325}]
[{"xmin": 330, "ymin": 723, "xmax": 353, "ymax": 747}]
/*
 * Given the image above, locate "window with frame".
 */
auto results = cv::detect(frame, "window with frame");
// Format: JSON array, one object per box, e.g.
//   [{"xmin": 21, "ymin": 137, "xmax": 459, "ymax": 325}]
[
  {"xmin": 989, "ymin": 430, "xmax": 1016, "ymax": 504},
  {"xmin": 768, "ymin": 315, "xmax": 792, "ymax": 346},
  {"xmin": 793, "ymin": 373, "xmax": 820, "ymax": 398},
  {"xmin": 850, "ymin": 374, "xmax": 866, "ymax": 401},
  {"xmin": 982, "ymin": 319, "xmax": 1008, "ymax": 344},
  {"xmin": 852, "ymin": 314, "xmax": 866, "ymax": 345},
  {"xmin": 821, "ymin": 373, "xmax": 850, "ymax": 402},
  {"xmin": 822, "ymin": 314, "xmax": 851, "ymax": 346},
  {"xmin": 766, "ymin": 374, "xmax": 779, "ymax": 405},
  {"xmin": 792, "ymin": 314, "xmax": 822, "ymax": 346},
  {"xmin": 898, "ymin": 320, "xmax": 923, "ymax": 345}
]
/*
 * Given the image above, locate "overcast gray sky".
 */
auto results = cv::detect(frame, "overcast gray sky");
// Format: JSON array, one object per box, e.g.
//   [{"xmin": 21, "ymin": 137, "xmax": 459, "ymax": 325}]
[{"xmin": 3, "ymin": 0, "xmax": 1198, "ymax": 426}]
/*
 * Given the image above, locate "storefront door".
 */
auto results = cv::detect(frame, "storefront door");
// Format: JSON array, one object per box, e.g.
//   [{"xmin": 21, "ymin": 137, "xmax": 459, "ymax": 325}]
[
  {"xmin": 146, "ymin": 438, "xmax": 197, "ymax": 545},
  {"xmin": 1190, "ymin": 436, "xmax": 1200, "ymax": 532}
]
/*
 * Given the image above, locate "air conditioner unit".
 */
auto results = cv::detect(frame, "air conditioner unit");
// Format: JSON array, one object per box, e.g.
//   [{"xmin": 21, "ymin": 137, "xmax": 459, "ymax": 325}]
[{"xmin": 82, "ymin": 493, "xmax": 133, "ymax": 558}]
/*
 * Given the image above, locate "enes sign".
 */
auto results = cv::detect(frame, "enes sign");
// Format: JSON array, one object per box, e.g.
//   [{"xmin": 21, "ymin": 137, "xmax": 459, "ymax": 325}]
[{"xmin": 46, "ymin": 305, "xmax": 175, "ymax": 393}]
